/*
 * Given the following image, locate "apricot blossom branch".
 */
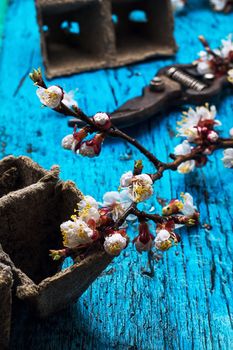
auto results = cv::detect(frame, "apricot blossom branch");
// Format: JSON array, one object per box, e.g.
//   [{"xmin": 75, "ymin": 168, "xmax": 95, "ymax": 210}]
[{"xmin": 30, "ymin": 34, "xmax": 233, "ymax": 267}]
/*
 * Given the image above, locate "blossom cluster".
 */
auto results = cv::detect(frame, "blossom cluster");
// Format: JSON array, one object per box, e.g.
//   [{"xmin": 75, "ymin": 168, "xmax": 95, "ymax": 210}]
[
  {"xmin": 196, "ymin": 34, "xmax": 233, "ymax": 78},
  {"xmin": 30, "ymin": 70, "xmax": 111, "ymax": 158},
  {"xmin": 51, "ymin": 171, "xmax": 155, "ymax": 259},
  {"xmin": 50, "ymin": 194, "xmax": 128, "ymax": 260},
  {"xmin": 61, "ymin": 113, "xmax": 111, "ymax": 158},
  {"xmin": 62, "ymin": 128, "xmax": 106, "ymax": 158},
  {"xmin": 174, "ymin": 104, "xmax": 233, "ymax": 173},
  {"xmin": 30, "ymin": 51, "xmax": 232, "ymax": 271},
  {"xmin": 51, "ymin": 168, "xmax": 199, "ymax": 260},
  {"xmin": 61, "ymin": 113, "xmax": 111, "ymax": 157},
  {"xmin": 155, "ymin": 193, "xmax": 199, "ymax": 250}
]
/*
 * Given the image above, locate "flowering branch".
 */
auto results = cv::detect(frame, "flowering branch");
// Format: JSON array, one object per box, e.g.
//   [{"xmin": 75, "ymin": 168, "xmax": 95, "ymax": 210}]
[
  {"xmin": 30, "ymin": 35, "xmax": 233, "ymax": 272},
  {"xmin": 150, "ymin": 137, "xmax": 233, "ymax": 181}
]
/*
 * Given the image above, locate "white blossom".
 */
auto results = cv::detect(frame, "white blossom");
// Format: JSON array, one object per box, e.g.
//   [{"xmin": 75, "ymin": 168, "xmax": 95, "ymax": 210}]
[
  {"xmin": 177, "ymin": 105, "xmax": 220, "ymax": 141},
  {"xmin": 176, "ymin": 160, "xmax": 195, "ymax": 174},
  {"xmin": 104, "ymin": 233, "xmax": 127, "ymax": 256},
  {"xmin": 180, "ymin": 193, "xmax": 196, "ymax": 216},
  {"xmin": 79, "ymin": 195, "xmax": 98, "ymax": 210},
  {"xmin": 120, "ymin": 171, "xmax": 133, "ymax": 187},
  {"xmin": 80, "ymin": 207, "xmax": 100, "ymax": 224},
  {"xmin": 36, "ymin": 86, "xmax": 63, "ymax": 108},
  {"xmin": 128, "ymin": 174, "xmax": 153, "ymax": 203},
  {"xmin": 197, "ymin": 35, "xmax": 233, "ymax": 75},
  {"xmin": 220, "ymin": 34, "xmax": 233, "ymax": 57},
  {"xmin": 222, "ymin": 148, "xmax": 233, "ymax": 168},
  {"xmin": 103, "ymin": 190, "xmax": 132, "ymax": 222},
  {"xmin": 60, "ymin": 219, "xmax": 95, "ymax": 248},
  {"xmin": 174, "ymin": 140, "xmax": 193, "ymax": 156},
  {"xmin": 196, "ymin": 51, "xmax": 213, "ymax": 75},
  {"xmin": 78, "ymin": 195, "xmax": 100, "ymax": 223},
  {"xmin": 62, "ymin": 90, "xmax": 78, "ymax": 108},
  {"xmin": 120, "ymin": 171, "xmax": 154, "ymax": 203},
  {"xmin": 155, "ymin": 230, "xmax": 172, "ymax": 251},
  {"xmin": 195, "ymin": 105, "xmax": 218, "ymax": 123},
  {"xmin": 174, "ymin": 140, "xmax": 195, "ymax": 174},
  {"xmin": 171, "ymin": 0, "xmax": 186, "ymax": 12},
  {"xmin": 210, "ymin": 0, "xmax": 228, "ymax": 11}
]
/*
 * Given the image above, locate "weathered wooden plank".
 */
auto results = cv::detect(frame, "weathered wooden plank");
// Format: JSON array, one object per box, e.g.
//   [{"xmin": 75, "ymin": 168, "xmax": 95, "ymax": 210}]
[{"xmin": 0, "ymin": 0, "xmax": 232, "ymax": 349}]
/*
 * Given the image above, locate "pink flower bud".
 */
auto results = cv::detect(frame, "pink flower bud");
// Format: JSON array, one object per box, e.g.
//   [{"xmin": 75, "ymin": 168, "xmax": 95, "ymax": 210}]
[
  {"xmin": 93, "ymin": 113, "xmax": 111, "ymax": 130},
  {"xmin": 78, "ymin": 134, "xmax": 104, "ymax": 158},
  {"xmin": 207, "ymin": 130, "xmax": 219, "ymax": 142},
  {"xmin": 62, "ymin": 134, "xmax": 75, "ymax": 150}
]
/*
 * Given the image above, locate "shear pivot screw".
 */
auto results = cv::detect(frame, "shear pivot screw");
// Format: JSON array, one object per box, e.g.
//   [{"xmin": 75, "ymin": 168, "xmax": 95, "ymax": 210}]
[{"xmin": 150, "ymin": 77, "xmax": 165, "ymax": 92}]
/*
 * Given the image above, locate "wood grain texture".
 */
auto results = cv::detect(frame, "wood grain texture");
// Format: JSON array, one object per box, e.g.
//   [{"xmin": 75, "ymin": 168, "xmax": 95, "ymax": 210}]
[{"xmin": 0, "ymin": 0, "xmax": 232, "ymax": 349}]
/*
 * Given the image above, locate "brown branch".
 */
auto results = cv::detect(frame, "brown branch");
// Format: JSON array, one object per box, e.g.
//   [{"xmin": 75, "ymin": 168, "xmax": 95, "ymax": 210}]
[
  {"xmin": 58, "ymin": 102, "xmax": 163, "ymax": 168},
  {"xmin": 132, "ymin": 208, "xmax": 194, "ymax": 225},
  {"xmin": 151, "ymin": 139, "xmax": 233, "ymax": 182},
  {"xmin": 108, "ymin": 127, "xmax": 163, "ymax": 168},
  {"xmin": 32, "ymin": 73, "xmax": 163, "ymax": 168},
  {"xmin": 32, "ymin": 72, "xmax": 233, "ymax": 175},
  {"xmin": 32, "ymin": 71, "xmax": 233, "ymax": 234},
  {"xmin": 198, "ymin": 35, "xmax": 221, "ymax": 60}
]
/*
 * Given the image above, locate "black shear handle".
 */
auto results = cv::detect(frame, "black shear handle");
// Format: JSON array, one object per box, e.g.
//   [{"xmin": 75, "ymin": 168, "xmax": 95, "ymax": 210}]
[{"xmin": 68, "ymin": 64, "xmax": 230, "ymax": 129}]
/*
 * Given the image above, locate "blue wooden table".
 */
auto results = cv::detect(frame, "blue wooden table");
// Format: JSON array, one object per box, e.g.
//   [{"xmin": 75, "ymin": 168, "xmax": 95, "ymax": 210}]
[{"xmin": 0, "ymin": 0, "xmax": 233, "ymax": 349}]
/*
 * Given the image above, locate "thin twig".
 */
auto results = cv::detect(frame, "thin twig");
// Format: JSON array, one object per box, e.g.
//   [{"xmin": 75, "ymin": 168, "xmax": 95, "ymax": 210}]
[
  {"xmin": 33, "ymin": 72, "xmax": 233, "ymax": 232},
  {"xmin": 109, "ymin": 127, "xmax": 163, "ymax": 168},
  {"xmin": 132, "ymin": 208, "xmax": 194, "ymax": 226}
]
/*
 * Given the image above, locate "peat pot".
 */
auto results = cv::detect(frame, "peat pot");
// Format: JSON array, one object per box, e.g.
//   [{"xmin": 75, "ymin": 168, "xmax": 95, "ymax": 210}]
[
  {"xmin": 0, "ymin": 156, "xmax": 112, "ymax": 326},
  {"xmin": 35, "ymin": 0, "xmax": 176, "ymax": 78}
]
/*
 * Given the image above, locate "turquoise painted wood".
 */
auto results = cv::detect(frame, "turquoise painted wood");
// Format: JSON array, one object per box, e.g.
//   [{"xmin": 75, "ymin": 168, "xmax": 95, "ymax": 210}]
[
  {"xmin": 0, "ymin": 0, "xmax": 7, "ymax": 50},
  {"xmin": 0, "ymin": 0, "xmax": 233, "ymax": 349}
]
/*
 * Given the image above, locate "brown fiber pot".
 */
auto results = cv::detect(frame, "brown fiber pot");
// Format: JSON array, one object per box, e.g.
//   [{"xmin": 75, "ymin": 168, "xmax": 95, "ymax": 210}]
[{"xmin": 0, "ymin": 156, "xmax": 112, "ymax": 325}]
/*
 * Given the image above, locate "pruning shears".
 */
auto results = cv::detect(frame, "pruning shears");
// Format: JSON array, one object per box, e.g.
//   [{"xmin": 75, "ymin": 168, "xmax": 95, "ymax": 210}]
[{"xmin": 68, "ymin": 63, "xmax": 231, "ymax": 129}]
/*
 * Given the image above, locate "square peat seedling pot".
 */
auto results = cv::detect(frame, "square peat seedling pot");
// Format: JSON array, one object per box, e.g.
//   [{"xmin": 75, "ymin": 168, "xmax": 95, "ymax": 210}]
[
  {"xmin": 0, "ymin": 156, "xmax": 112, "ymax": 319},
  {"xmin": 35, "ymin": 0, "xmax": 177, "ymax": 78}
]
